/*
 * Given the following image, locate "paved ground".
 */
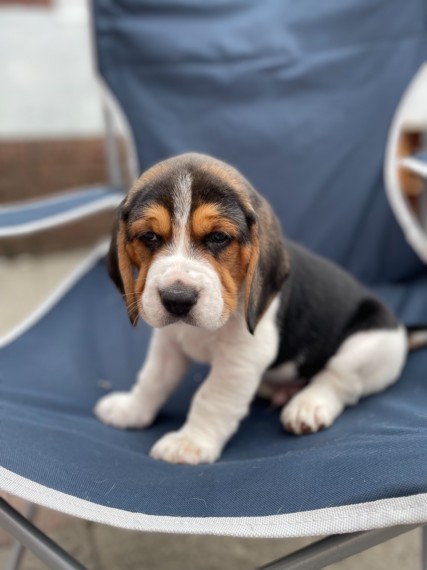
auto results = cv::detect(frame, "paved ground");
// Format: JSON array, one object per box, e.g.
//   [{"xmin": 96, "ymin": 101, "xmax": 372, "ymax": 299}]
[{"xmin": 0, "ymin": 249, "xmax": 423, "ymax": 569}]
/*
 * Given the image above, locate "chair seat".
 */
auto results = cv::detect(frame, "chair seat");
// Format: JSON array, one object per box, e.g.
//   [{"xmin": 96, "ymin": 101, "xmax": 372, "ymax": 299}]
[
  {"xmin": 0, "ymin": 254, "xmax": 427, "ymax": 538},
  {"xmin": 0, "ymin": 186, "xmax": 123, "ymax": 237}
]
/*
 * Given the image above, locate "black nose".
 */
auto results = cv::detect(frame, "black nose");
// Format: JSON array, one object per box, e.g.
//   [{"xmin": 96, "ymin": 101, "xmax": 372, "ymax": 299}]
[{"xmin": 159, "ymin": 284, "xmax": 198, "ymax": 317}]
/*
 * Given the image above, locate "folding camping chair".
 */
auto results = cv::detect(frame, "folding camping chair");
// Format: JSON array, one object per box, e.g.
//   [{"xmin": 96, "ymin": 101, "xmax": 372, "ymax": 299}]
[{"xmin": 1, "ymin": 1, "xmax": 427, "ymax": 569}]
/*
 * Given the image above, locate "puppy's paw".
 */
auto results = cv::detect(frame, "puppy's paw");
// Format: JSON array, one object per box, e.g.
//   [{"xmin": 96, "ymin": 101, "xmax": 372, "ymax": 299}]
[
  {"xmin": 281, "ymin": 389, "xmax": 343, "ymax": 435},
  {"xmin": 150, "ymin": 430, "xmax": 220, "ymax": 465},
  {"xmin": 94, "ymin": 391, "xmax": 155, "ymax": 429}
]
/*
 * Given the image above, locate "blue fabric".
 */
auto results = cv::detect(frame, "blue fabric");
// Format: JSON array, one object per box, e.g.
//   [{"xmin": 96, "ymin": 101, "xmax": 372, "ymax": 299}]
[
  {"xmin": 0, "ymin": 261, "xmax": 427, "ymax": 517},
  {"xmin": 0, "ymin": 187, "xmax": 117, "ymax": 229},
  {"xmin": 94, "ymin": 0, "xmax": 427, "ymax": 286}
]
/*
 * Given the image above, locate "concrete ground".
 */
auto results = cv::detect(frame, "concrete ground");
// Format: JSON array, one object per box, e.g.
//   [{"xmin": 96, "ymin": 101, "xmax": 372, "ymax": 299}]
[{"xmin": 0, "ymin": 249, "xmax": 423, "ymax": 569}]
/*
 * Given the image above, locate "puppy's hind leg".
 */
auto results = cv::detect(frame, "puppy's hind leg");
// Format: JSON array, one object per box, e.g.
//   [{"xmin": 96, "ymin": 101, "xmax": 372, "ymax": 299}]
[{"xmin": 282, "ymin": 327, "xmax": 407, "ymax": 435}]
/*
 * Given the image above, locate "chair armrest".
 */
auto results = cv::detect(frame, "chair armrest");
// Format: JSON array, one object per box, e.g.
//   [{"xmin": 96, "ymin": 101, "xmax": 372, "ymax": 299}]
[
  {"xmin": 0, "ymin": 186, "xmax": 123, "ymax": 238},
  {"xmin": 400, "ymin": 150, "xmax": 427, "ymax": 181}
]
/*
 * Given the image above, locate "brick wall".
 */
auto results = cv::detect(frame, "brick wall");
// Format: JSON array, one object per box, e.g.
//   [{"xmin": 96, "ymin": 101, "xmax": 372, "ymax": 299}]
[
  {"xmin": 0, "ymin": 138, "xmax": 108, "ymax": 203},
  {"xmin": 0, "ymin": 137, "xmax": 129, "ymax": 255}
]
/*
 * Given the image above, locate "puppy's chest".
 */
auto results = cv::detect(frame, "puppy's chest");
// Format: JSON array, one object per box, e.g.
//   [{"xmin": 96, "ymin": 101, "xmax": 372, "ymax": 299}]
[{"xmin": 172, "ymin": 326, "xmax": 218, "ymax": 364}]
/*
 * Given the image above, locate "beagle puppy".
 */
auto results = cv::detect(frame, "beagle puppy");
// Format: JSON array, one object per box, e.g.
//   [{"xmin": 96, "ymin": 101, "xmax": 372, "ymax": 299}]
[{"xmin": 95, "ymin": 153, "xmax": 427, "ymax": 464}]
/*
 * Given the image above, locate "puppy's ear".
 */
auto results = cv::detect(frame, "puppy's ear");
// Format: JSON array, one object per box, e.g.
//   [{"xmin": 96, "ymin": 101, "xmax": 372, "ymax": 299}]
[
  {"xmin": 108, "ymin": 203, "xmax": 139, "ymax": 326},
  {"xmin": 244, "ymin": 198, "xmax": 289, "ymax": 334}
]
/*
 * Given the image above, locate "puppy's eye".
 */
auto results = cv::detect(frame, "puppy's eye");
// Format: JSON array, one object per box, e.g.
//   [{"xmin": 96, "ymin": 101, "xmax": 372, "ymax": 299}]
[
  {"xmin": 138, "ymin": 231, "xmax": 162, "ymax": 247},
  {"xmin": 205, "ymin": 231, "xmax": 231, "ymax": 246}
]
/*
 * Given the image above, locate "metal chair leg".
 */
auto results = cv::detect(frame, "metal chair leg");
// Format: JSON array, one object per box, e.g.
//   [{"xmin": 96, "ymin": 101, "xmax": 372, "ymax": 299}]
[
  {"xmin": 0, "ymin": 498, "xmax": 85, "ymax": 570},
  {"xmin": 259, "ymin": 524, "xmax": 419, "ymax": 570},
  {"xmin": 5, "ymin": 502, "xmax": 37, "ymax": 570},
  {"xmin": 422, "ymin": 525, "xmax": 427, "ymax": 570},
  {"xmin": 102, "ymin": 99, "xmax": 124, "ymax": 191}
]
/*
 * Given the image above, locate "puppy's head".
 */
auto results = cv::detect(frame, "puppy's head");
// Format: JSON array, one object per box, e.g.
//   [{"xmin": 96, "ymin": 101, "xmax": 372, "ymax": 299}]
[{"xmin": 108, "ymin": 153, "xmax": 288, "ymax": 333}]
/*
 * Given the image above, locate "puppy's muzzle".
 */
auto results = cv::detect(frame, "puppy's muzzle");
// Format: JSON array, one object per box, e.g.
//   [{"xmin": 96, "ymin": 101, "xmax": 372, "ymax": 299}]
[{"xmin": 159, "ymin": 283, "xmax": 199, "ymax": 317}]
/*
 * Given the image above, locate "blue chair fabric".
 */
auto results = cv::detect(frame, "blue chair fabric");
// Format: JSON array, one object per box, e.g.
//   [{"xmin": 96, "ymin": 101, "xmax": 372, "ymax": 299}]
[
  {"xmin": 0, "ymin": 186, "xmax": 122, "ymax": 236},
  {"xmin": 94, "ymin": 0, "xmax": 427, "ymax": 285},
  {"xmin": 0, "ymin": 260, "xmax": 427, "ymax": 515}
]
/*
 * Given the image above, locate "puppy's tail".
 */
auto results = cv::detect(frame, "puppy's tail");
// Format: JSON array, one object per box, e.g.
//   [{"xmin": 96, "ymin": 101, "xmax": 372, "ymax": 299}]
[{"xmin": 406, "ymin": 325, "xmax": 427, "ymax": 351}]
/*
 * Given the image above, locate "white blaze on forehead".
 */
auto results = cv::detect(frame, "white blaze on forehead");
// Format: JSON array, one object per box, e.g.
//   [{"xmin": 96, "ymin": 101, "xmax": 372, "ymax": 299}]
[
  {"xmin": 172, "ymin": 172, "xmax": 192, "ymax": 253},
  {"xmin": 174, "ymin": 172, "xmax": 192, "ymax": 223}
]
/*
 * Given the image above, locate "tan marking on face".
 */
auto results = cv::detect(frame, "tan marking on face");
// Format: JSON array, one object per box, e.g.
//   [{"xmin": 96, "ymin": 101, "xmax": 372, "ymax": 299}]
[
  {"xmin": 189, "ymin": 203, "xmax": 253, "ymax": 318},
  {"xmin": 116, "ymin": 222, "xmax": 140, "ymax": 324},
  {"xmin": 134, "ymin": 254, "xmax": 151, "ymax": 319},
  {"xmin": 210, "ymin": 241, "xmax": 251, "ymax": 318},
  {"xmin": 129, "ymin": 204, "xmax": 172, "ymax": 241},
  {"xmin": 196, "ymin": 159, "xmax": 254, "ymax": 211},
  {"xmin": 191, "ymin": 203, "xmax": 239, "ymax": 240},
  {"xmin": 187, "ymin": 157, "xmax": 259, "ymax": 319},
  {"xmin": 125, "ymin": 162, "xmax": 170, "ymax": 205},
  {"xmin": 124, "ymin": 239, "xmax": 152, "ymax": 321},
  {"xmin": 122, "ymin": 203, "xmax": 173, "ymax": 321},
  {"xmin": 117, "ymin": 223, "xmax": 135, "ymax": 291}
]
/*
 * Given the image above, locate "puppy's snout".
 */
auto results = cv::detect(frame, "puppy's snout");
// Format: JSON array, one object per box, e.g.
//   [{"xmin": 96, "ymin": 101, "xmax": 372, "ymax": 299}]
[{"xmin": 159, "ymin": 283, "xmax": 198, "ymax": 317}]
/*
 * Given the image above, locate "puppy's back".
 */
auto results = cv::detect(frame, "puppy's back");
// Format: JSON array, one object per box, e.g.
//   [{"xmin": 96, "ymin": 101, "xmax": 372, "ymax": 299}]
[{"xmin": 271, "ymin": 241, "xmax": 399, "ymax": 378}]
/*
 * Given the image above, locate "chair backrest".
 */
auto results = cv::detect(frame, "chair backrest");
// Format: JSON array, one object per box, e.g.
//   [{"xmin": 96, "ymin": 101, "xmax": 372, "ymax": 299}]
[{"xmin": 92, "ymin": 0, "xmax": 427, "ymax": 284}]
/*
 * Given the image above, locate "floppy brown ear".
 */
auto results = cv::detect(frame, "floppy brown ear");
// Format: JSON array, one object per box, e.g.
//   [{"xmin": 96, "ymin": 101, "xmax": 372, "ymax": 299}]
[
  {"xmin": 244, "ymin": 199, "xmax": 289, "ymax": 334},
  {"xmin": 107, "ymin": 205, "xmax": 139, "ymax": 326}
]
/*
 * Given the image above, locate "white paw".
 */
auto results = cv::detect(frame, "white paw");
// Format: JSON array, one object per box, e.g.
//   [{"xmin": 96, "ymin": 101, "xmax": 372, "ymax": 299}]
[
  {"xmin": 281, "ymin": 389, "xmax": 344, "ymax": 435},
  {"xmin": 94, "ymin": 391, "xmax": 155, "ymax": 429},
  {"xmin": 150, "ymin": 430, "xmax": 220, "ymax": 465}
]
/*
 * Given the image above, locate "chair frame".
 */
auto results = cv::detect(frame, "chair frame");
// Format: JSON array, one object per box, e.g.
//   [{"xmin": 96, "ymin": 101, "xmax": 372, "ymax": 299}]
[
  {"xmin": 1, "ymin": 3, "xmax": 426, "ymax": 569},
  {"xmin": 1, "ymin": 498, "xmax": 426, "ymax": 570}
]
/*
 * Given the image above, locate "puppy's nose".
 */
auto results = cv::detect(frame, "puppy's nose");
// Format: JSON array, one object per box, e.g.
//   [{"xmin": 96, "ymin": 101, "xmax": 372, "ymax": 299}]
[{"xmin": 159, "ymin": 284, "xmax": 198, "ymax": 317}]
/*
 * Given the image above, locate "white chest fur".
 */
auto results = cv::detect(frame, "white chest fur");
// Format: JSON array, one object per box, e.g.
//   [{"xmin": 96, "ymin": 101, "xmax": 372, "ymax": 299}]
[
  {"xmin": 166, "ymin": 323, "xmax": 219, "ymax": 364},
  {"xmin": 161, "ymin": 296, "xmax": 281, "ymax": 369}
]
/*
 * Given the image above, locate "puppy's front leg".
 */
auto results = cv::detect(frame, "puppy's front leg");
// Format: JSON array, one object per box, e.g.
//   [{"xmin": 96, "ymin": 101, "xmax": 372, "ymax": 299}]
[
  {"xmin": 150, "ymin": 353, "xmax": 268, "ymax": 465},
  {"xmin": 95, "ymin": 329, "xmax": 189, "ymax": 429}
]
